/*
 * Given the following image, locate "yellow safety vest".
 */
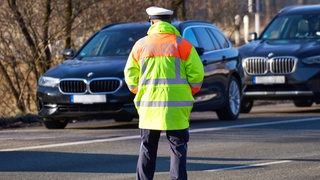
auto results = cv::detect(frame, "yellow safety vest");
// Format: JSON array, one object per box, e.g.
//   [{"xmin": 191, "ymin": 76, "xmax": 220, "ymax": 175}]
[{"xmin": 124, "ymin": 21, "xmax": 204, "ymax": 130}]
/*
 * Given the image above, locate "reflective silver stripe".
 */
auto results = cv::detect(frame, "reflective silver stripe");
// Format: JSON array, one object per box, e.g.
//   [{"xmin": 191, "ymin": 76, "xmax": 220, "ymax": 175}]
[
  {"xmin": 141, "ymin": 58, "xmax": 147, "ymax": 74},
  {"xmin": 135, "ymin": 101, "xmax": 194, "ymax": 107},
  {"xmin": 175, "ymin": 57, "xmax": 181, "ymax": 79},
  {"xmin": 143, "ymin": 78, "xmax": 188, "ymax": 85},
  {"xmin": 128, "ymin": 85, "xmax": 137, "ymax": 90},
  {"xmin": 139, "ymin": 58, "xmax": 147, "ymax": 86},
  {"xmin": 190, "ymin": 82, "xmax": 203, "ymax": 88},
  {"xmin": 176, "ymin": 36, "xmax": 182, "ymax": 44},
  {"xmin": 139, "ymin": 57, "xmax": 188, "ymax": 86}
]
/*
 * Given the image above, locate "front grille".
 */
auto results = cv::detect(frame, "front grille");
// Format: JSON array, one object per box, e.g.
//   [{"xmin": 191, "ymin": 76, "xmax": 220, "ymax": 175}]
[
  {"xmin": 243, "ymin": 57, "xmax": 267, "ymax": 75},
  {"xmin": 90, "ymin": 79, "xmax": 120, "ymax": 93},
  {"xmin": 60, "ymin": 80, "xmax": 86, "ymax": 93},
  {"xmin": 243, "ymin": 56, "xmax": 297, "ymax": 75},
  {"xmin": 270, "ymin": 57, "xmax": 296, "ymax": 74},
  {"xmin": 59, "ymin": 78, "xmax": 121, "ymax": 94}
]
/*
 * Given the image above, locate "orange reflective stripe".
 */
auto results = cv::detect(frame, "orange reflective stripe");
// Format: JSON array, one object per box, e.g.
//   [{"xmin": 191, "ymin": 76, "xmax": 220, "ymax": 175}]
[
  {"xmin": 178, "ymin": 37, "xmax": 193, "ymax": 61},
  {"xmin": 130, "ymin": 88, "xmax": 138, "ymax": 94},
  {"xmin": 191, "ymin": 86, "xmax": 201, "ymax": 95},
  {"xmin": 132, "ymin": 34, "xmax": 193, "ymax": 61}
]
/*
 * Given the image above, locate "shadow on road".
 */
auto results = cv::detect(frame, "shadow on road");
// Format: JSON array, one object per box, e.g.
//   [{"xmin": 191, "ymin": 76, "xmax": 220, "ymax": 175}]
[{"xmin": 1, "ymin": 151, "xmax": 319, "ymax": 173}]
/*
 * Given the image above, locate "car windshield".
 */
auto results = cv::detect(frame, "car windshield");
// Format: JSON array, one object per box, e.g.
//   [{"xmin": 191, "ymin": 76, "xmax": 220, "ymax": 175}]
[
  {"xmin": 77, "ymin": 29, "xmax": 147, "ymax": 59},
  {"xmin": 261, "ymin": 14, "xmax": 320, "ymax": 40}
]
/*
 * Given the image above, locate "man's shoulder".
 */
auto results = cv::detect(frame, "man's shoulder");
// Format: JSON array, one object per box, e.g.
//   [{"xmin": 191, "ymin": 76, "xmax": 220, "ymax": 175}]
[{"xmin": 134, "ymin": 36, "xmax": 148, "ymax": 47}]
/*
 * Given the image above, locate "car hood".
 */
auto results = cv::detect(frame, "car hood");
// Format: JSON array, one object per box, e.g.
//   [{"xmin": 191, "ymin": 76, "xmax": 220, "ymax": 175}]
[
  {"xmin": 238, "ymin": 39, "xmax": 320, "ymax": 58},
  {"xmin": 44, "ymin": 57, "xmax": 127, "ymax": 79}
]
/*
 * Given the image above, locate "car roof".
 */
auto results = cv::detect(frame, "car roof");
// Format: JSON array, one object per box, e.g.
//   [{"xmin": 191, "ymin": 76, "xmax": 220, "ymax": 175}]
[
  {"xmin": 101, "ymin": 22, "xmax": 150, "ymax": 31},
  {"xmin": 279, "ymin": 4, "xmax": 320, "ymax": 15},
  {"xmin": 173, "ymin": 20, "xmax": 217, "ymax": 30},
  {"xmin": 101, "ymin": 20, "xmax": 217, "ymax": 32}
]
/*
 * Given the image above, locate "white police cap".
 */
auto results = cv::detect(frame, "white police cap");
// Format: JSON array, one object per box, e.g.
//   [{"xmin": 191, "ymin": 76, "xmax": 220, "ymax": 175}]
[{"xmin": 146, "ymin": 6, "xmax": 173, "ymax": 20}]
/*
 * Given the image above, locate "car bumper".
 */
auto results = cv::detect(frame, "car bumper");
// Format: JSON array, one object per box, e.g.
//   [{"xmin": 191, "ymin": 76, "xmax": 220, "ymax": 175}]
[
  {"xmin": 243, "ymin": 68, "xmax": 320, "ymax": 100},
  {"xmin": 37, "ymin": 86, "xmax": 138, "ymax": 120}
]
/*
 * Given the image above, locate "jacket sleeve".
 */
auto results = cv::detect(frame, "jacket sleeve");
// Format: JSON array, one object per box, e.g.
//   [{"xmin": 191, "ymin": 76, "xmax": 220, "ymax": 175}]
[
  {"xmin": 185, "ymin": 46, "xmax": 204, "ymax": 95},
  {"xmin": 124, "ymin": 51, "xmax": 140, "ymax": 94}
]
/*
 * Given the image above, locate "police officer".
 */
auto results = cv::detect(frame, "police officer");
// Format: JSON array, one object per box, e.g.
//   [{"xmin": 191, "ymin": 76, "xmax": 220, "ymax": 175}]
[{"xmin": 124, "ymin": 6, "xmax": 204, "ymax": 180}]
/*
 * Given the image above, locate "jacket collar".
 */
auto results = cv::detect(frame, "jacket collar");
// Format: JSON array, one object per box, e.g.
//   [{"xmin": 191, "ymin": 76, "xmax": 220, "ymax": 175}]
[{"xmin": 147, "ymin": 21, "xmax": 181, "ymax": 37}]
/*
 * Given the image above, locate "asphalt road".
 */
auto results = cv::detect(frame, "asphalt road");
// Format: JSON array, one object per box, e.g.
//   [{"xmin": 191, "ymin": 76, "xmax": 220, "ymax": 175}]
[{"xmin": 0, "ymin": 102, "xmax": 320, "ymax": 180}]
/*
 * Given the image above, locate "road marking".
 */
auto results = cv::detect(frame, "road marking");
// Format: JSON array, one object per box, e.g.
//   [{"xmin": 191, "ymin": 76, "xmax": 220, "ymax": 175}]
[
  {"xmin": 1, "ymin": 117, "xmax": 319, "ymax": 152},
  {"xmin": 205, "ymin": 160, "xmax": 293, "ymax": 172},
  {"xmin": 0, "ymin": 135, "xmax": 140, "ymax": 152},
  {"xmin": 189, "ymin": 117, "xmax": 320, "ymax": 133}
]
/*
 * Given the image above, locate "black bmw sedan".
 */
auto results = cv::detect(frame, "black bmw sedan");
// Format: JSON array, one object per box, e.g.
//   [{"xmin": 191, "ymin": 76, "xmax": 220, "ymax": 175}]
[
  {"xmin": 239, "ymin": 4, "xmax": 320, "ymax": 113},
  {"xmin": 37, "ymin": 21, "xmax": 243, "ymax": 129}
]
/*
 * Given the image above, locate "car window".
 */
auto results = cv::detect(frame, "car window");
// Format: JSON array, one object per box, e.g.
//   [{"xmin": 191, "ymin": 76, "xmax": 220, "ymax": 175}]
[
  {"xmin": 262, "ymin": 14, "xmax": 320, "ymax": 40},
  {"xmin": 183, "ymin": 28, "xmax": 199, "ymax": 47},
  {"xmin": 207, "ymin": 28, "xmax": 229, "ymax": 49},
  {"xmin": 77, "ymin": 29, "xmax": 146, "ymax": 59},
  {"xmin": 193, "ymin": 27, "xmax": 215, "ymax": 51},
  {"xmin": 79, "ymin": 32, "xmax": 107, "ymax": 57}
]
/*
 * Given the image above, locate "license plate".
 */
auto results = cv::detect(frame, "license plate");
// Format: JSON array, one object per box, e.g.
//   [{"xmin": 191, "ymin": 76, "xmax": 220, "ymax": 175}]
[
  {"xmin": 253, "ymin": 76, "xmax": 285, "ymax": 84},
  {"xmin": 71, "ymin": 95, "xmax": 106, "ymax": 104}
]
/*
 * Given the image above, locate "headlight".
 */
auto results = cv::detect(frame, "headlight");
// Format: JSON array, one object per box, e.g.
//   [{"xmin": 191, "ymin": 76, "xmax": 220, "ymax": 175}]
[
  {"xmin": 38, "ymin": 76, "xmax": 60, "ymax": 87},
  {"xmin": 302, "ymin": 56, "xmax": 320, "ymax": 64}
]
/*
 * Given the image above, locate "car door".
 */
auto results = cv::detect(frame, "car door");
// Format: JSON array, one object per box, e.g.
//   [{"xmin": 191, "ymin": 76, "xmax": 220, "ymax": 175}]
[{"xmin": 183, "ymin": 26, "xmax": 235, "ymax": 106}]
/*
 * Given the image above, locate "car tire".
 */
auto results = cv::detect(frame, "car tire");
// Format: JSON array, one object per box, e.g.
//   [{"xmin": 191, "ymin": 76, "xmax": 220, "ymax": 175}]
[
  {"xmin": 43, "ymin": 119, "xmax": 68, "ymax": 129},
  {"xmin": 293, "ymin": 99, "xmax": 313, "ymax": 107},
  {"xmin": 240, "ymin": 99, "xmax": 254, "ymax": 113},
  {"xmin": 216, "ymin": 76, "xmax": 241, "ymax": 120}
]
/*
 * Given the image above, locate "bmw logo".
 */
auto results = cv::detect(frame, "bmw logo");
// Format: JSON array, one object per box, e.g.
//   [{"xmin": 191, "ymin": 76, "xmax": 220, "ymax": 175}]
[
  {"xmin": 87, "ymin": 72, "xmax": 94, "ymax": 78},
  {"xmin": 268, "ymin": 53, "xmax": 274, "ymax": 58}
]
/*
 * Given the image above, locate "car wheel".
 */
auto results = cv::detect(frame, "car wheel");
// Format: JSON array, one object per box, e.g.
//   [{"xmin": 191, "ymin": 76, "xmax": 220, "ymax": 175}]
[
  {"xmin": 43, "ymin": 119, "xmax": 68, "ymax": 129},
  {"xmin": 216, "ymin": 76, "xmax": 241, "ymax": 120},
  {"xmin": 293, "ymin": 99, "xmax": 313, "ymax": 107},
  {"xmin": 240, "ymin": 99, "xmax": 254, "ymax": 113}
]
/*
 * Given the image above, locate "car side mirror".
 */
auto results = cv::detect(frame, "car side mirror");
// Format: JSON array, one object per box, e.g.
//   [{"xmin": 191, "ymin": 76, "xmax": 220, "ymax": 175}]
[
  {"xmin": 62, "ymin": 49, "xmax": 75, "ymax": 59},
  {"xmin": 195, "ymin": 47, "xmax": 205, "ymax": 56},
  {"xmin": 249, "ymin": 32, "xmax": 258, "ymax": 41}
]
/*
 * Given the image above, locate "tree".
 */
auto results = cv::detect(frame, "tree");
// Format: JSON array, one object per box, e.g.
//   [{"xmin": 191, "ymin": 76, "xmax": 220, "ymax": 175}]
[
  {"xmin": 3, "ymin": 0, "xmax": 313, "ymax": 118},
  {"xmin": 0, "ymin": 0, "xmax": 103, "ymax": 116}
]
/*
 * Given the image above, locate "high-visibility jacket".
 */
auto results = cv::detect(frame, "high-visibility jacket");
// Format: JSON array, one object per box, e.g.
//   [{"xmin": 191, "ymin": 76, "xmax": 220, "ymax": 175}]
[{"xmin": 124, "ymin": 21, "xmax": 204, "ymax": 130}]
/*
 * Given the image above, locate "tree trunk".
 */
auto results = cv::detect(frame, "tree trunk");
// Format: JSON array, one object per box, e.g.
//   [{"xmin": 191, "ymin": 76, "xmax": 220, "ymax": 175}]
[
  {"xmin": 43, "ymin": 0, "xmax": 52, "ymax": 73},
  {"xmin": 170, "ymin": 0, "xmax": 186, "ymax": 20},
  {"xmin": 64, "ymin": 0, "xmax": 73, "ymax": 49}
]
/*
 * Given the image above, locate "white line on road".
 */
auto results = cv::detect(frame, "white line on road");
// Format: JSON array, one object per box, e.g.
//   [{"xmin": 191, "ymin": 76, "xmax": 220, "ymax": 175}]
[
  {"xmin": 1, "ymin": 117, "xmax": 319, "ymax": 152},
  {"xmin": 0, "ymin": 135, "xmax": 140, "ymax": 152},
  {"xmin": 205, "ymin": 160, "xmax": 293, "ymax": 172},
  {"xmin": 189, "ymin": 117, "xmax": 320, "ymax": 133}
]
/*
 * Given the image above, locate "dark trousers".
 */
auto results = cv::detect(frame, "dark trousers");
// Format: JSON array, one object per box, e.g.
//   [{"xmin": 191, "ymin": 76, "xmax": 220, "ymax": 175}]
[{"xmin": 136, "ymin": 128, "xmax": 189, "ymax": 180}]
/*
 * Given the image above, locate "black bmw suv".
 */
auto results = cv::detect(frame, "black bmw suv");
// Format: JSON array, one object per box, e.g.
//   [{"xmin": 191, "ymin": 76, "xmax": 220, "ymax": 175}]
[
  {"xmin": 239, "ymin": 4, "xmax": 320, "ymax": 113},
  {"xmin": 37, "ymin": 21, "xmax": 243, "ymax": 129}
]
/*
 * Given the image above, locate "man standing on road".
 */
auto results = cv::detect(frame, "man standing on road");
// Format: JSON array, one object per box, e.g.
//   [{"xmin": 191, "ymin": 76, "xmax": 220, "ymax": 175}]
[{"xmin": 124, "ymin": 6, "xmax": 204, "ymax": 180}]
